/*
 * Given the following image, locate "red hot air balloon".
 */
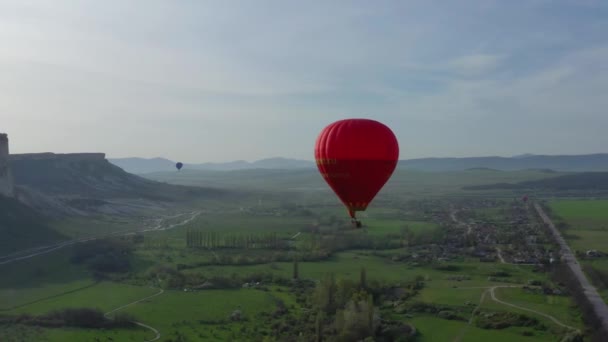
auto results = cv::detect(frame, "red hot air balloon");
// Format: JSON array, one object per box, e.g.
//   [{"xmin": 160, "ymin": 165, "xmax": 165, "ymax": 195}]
[
  {"xmin": 522, "ymin": 195, "xmax": 529, "ymax": 203},
  {"xmin": 315, "ymin": 119, "xmax": 399, "ymax": 227}
]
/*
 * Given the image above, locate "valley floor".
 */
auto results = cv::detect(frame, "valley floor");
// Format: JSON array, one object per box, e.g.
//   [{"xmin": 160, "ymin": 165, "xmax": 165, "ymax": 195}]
[{"xmin": 0, "ymin": 196, "xmax": 594, "ymax": 341}]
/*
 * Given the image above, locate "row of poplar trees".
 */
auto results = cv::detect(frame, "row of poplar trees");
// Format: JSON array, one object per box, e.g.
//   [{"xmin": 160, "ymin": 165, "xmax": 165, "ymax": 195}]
[{"xmin": 186, "ymin": 229, "xmax": 283, "ymax": 249}]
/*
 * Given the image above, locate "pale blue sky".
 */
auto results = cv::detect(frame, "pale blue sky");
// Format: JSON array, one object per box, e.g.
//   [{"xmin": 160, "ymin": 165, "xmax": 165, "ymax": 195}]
[{"xmin": 1, "ymin": 0, "xmax": 607, "ymax": 162}]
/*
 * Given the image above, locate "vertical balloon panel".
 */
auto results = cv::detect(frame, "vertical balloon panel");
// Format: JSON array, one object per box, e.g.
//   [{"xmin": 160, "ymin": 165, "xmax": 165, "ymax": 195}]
[{"xmin": 314, "ymin": 119, "xmax": 399, "ymax": 221}]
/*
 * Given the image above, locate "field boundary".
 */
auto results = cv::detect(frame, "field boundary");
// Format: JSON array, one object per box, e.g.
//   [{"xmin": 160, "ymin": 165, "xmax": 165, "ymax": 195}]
[{"xmin": 0, "ymin": 281, "xmax": 99, "ymax": 312}]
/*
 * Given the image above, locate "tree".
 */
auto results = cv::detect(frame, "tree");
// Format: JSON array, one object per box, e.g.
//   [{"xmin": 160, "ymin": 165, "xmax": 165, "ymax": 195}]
[
  {"xmin": 314, "ymin": 273, "xmax": 337, "ymax": 314},
  {"xmin": 293, "ymin": 258, "xmax": 300, "ymax": 280},
  {"xmin": 401, "ymin": 225, "xmax": 415, "ymax": 247},
  {"xmin": 367, "ymin": 294, "xmax": 374, "ymax": 332},
  {"xmin": 360, "ymin": 267, "xmax": 367, "ymax": 289},
  {"xmin": 315, "ymin": 311, "xmax": 323, "ymax": 342},
  {"xmin": 335, "ymin": 293, "xmax": 375, "ymax": 341}
]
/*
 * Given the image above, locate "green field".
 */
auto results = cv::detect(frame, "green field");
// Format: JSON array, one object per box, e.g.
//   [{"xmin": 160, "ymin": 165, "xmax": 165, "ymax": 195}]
[
  {"xmin": 0, "ymin": 171, "xmax": 596, "ymax": 341},
  {"xmin": 0, "ymin": 249, "xmax": 92, "ymax": 311},
  {"xmin": 410, "ymin": 315, "xmax": 555, "ymax": 341},
  {"xmin": 481, "ymin": 287, "xmax": 583, "ymax": 330},
  {"xmin": 146, "ymin": 169, "xmax": 559, "ymax": 198},
  {"xmin": 6, "ymin": 282, "xmax": 158, "ymax": 315},
  {"xmin": 124, "ymin": 289, "xmax": 277, "ymax": 341},
  {"xmin": 550, "ymin": 200, "xmax": 608, "ymax": 252},
  {"xmin": 550, "ymin": 200, "xmax": 608, "ymax": 221},
  {"xmin": 363, "ymin": 219, "xmax": 439, "ymax": 237}
]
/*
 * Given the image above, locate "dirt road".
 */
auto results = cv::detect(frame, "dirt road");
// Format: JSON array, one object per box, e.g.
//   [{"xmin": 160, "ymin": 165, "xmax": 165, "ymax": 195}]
[{"xmin": 105, "ymin": 288, "xmax": 165, "ymax": 342}]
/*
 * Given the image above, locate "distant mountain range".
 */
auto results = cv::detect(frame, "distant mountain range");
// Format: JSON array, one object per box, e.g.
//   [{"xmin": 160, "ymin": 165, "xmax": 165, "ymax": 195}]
[
  {"xmin": 110, "ymin": 153, "xmax": 608, "ymax": 174},
  {"xmin": 110, "ymin": 157, "xmax": 317, "ymax": 174},
  {"xmin": 398, "ymin": 154, "xmax": 608, "ymax": 172}
]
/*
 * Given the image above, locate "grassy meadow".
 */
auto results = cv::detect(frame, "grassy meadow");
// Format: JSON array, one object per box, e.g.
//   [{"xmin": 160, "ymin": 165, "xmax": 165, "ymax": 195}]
[{"xmin": 1, "ymin": 170, "xmax": 595, "ymax": 341}]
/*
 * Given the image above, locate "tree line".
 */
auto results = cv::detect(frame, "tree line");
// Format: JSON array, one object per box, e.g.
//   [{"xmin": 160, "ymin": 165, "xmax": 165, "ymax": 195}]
[{"xmin": 186, "ymin": 229, "xmax": 288, "ymax": 250}]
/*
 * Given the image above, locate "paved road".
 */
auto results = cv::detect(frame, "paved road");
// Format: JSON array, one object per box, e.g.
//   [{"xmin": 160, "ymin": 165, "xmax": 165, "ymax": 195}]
[
  {"xmin": 0, "ymin": 211, "xmax": 201, "ymax": 266},
  {"xmin": 535, "ymin": 203, "xmax": 608, "ymax": 334}
]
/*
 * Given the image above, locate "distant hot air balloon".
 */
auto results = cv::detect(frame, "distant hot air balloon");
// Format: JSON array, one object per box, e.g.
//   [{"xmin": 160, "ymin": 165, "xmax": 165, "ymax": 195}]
[
  {"xmin": 176, "ymin": 162, "xmax": 183, "ymax": 171},
  {"xmin": 522, "ymin": 195, "xmax": 529, "ymax": 203},
  {"xmin": 315, "ymin": 119, "xmax": 399, "ymax": 227}
]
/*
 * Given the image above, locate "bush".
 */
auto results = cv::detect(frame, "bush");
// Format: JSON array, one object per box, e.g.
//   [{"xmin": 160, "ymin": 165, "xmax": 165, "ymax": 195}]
[
  {"xmin": 434, "ymin": 264, "xmax": 461, "ymax": 272},
  {"xmin": 3, "ymin": 308, "xmax": 136, "ymax": 329},
  {"xmin": 475, "ymin": 311, "xmax": 543, "ymax": 330},
  {"xmin": 70, "ymin": 238, "xmax": 133, "ymax": 273},
  {"xmin": 490, "ymin": 271, "xmax": 511, "ymax": 277},
  {"xmin": 438, "ymin": 310, "xmax": 463, "ymax": 321}
]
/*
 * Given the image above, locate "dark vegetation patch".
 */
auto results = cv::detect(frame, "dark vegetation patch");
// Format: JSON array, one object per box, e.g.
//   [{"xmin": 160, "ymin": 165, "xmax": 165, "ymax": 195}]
[
  {"xmin": 70, "ymin": 238, "xmax": 134, "ymax": 274},
  {"xmin": 464, "ymin": 172, "xmax": 608, "ymax": 191},
  {"xmin": 474, "ymin": 311, "xmax": 546, "ymax": 330},
  {"xmin": 0, "ymin": 308, "xmax": 135, "ymax": 329}
]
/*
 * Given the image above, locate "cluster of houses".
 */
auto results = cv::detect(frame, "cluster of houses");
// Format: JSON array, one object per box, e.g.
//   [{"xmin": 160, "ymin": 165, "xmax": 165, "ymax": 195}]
[{"xmin": 434, "ymin": 200, "xmax": 556, "ymax": 266}]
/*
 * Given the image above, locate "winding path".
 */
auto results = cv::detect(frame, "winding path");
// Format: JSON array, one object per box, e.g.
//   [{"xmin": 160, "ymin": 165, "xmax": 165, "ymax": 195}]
[
  {"xmin": 489, "ymin": 286, "xmax": 578, "ymax": 332},
  {"xmin": 104, "ymin": 288, "xmax": 165, "ymax": 342},
  {"xmin": 496, "ymin": 247, "xmax": 506, "ymax": 264},
  {"xmin": 453, "ymin": 287, "xmax": 490, "ymax": 342},
  {"xmin": 450, "ymin": 209, "xmax": 473, "ymax": 235},
  {"xmin": 453, "ymin": 284, "xmax": 577, "ymax": 341}
]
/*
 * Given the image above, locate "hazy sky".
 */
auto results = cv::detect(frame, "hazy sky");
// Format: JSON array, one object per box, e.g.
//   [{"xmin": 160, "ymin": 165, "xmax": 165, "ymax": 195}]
[{"xmin": 2, "ymin": 1, "xmax": 608, "ymax": 162}]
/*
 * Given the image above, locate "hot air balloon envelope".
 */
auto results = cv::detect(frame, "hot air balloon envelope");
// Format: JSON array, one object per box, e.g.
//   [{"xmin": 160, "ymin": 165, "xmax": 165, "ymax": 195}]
[
  {"xmin": 176, "ymin": 162, "xmax": 183, "ymax": 171},
  {"xmin": 314, "ymin": 119, "xmax": 399, "ymax": 219}
]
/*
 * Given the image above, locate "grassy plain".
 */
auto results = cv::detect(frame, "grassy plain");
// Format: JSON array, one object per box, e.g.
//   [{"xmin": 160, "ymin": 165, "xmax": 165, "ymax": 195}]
[
  {"xmin": 481, "ymin": 287, "xmax": 583, "ymax": 330},
  {"xmin": 7, "ymin": 282, "xmax": 158, "ymax": 315},
  {"xmin": 410, "ymin": 315, "xmax": 555, "ymax": 341},
  {"xmin": 1, "ymin": 170, "xmax": 592, "ymax": 341},
  {"xmin": 550, "ymin": 200, "xmax": 608, "ymax": 250},
  {"xmin": 123, "ymin": 289, "xmax": 277, "ymax": 341}
]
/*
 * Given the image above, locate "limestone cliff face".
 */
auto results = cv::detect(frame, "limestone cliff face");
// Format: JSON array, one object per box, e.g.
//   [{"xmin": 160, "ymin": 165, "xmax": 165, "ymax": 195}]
[{"xmin": 0, "ymin": 134, "xmax": 14, "ymax": 197}]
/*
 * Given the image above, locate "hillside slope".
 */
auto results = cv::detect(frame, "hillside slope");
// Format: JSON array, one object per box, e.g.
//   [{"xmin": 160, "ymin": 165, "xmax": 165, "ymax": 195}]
[
  {"xmin": 106, "ymin": 157, "xmax": 177, "ymax": 174},
  {"xmin": 464, "ymin": 172, "xmax": 608, "ymax": 191},
  {"xmin": 9, "ymin": 153, "xmax": 224, "ymax": 216},
  {"xmin": 0, "ymin": 195, "xmax": 64, "ymax": 255}
]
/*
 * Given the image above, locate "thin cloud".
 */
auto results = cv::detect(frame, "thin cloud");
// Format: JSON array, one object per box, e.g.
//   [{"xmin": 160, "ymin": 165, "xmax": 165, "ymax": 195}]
[{"xmin": 1, "ymin": 1, "xmax": 607, "ymax": 161}]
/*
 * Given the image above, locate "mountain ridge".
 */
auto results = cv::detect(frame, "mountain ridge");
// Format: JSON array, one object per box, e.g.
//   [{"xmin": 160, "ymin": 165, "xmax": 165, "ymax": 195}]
[{"xmin": 110, "ymin": 153, "xmax": 608, "ymax": 174}]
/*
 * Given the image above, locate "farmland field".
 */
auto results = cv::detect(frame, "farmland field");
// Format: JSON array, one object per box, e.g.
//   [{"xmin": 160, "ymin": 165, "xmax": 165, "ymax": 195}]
[{"xmin": 0, "ymin": 170, "xmax": 595, "ymax": 341}]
